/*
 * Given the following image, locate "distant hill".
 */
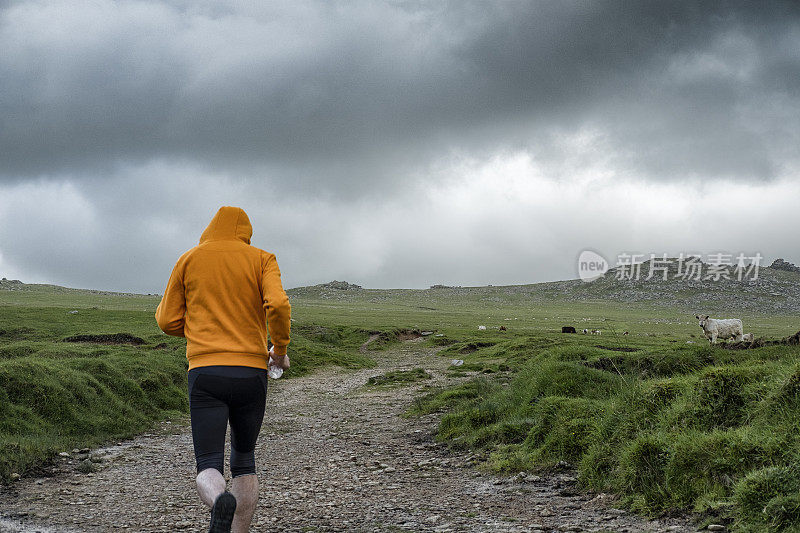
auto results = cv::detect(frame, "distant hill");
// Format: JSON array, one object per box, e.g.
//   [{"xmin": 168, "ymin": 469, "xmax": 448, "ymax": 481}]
[
  {"xmin": 770, "ymin": 258, "xmax": 800, "ymax": 274},
  {"xmin": 5, "ymin": 258, "xmax": 799, "ymax": 313},
  {"xmin": 0, "ymin": 277, "xmax": 156, "ymax": 297},
  {"xmin": 555, "ymin": 258, "xmax": 800, "ymax": 312},
  {"xmin": 288, "ymin": 259, "xmax": 800, "ymax": 313}
]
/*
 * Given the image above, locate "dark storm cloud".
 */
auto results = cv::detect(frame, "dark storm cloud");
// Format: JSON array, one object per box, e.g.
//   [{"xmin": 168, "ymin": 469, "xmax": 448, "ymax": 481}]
[
  {"xmin": 2, "ymin": 0, "xmax": 799, "ymax": 189},
  {"xmin": 3, "ymin": 1, "xmax": 800, "ymax": 293}
]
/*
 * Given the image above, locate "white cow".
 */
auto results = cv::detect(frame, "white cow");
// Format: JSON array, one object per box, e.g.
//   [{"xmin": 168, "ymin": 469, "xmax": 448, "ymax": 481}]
[
  {"xmin": 742, "ymin": 333, "xmax": 754, "ymax": 343},
  {"xmin": 696, "ymin": 315, "xmax": 744, "ymax": 344}
]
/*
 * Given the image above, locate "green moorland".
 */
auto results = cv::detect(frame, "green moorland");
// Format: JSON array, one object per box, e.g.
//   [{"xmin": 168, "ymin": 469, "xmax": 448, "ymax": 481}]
[
  {"xmin": 2, "ymin": 267, "xmax": 800, "ymax": 531},
  {"xmin": 288, "ymin": 276, "xmax": 800, "ymax": 532},
  {"xmin": 0, "ymin": 281, "xmax": 374, "ymax": 484}
]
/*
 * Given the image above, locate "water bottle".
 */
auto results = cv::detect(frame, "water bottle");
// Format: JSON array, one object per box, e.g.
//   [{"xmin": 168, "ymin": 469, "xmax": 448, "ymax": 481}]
[
  {"xmin": 267, "ymin": 342, "xmax": 284, "ymax": 379},
  {"xmin": 268, "ymin": 363, "xmax": 283, "ymax": 380}
]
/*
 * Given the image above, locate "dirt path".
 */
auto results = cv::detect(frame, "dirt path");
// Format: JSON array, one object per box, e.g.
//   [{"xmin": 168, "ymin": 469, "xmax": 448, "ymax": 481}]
[
  {"xmin": 0, "ymin": 340, "xmax": 694, "ymax": 533},
  {"xmin": 359, "ymin": 333, "xmax": 381, "ymax": 353}
]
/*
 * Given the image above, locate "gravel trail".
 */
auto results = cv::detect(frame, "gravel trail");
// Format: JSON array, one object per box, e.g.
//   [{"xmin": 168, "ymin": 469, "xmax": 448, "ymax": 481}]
[{"xmin": 0, "ymin": 339, "xmax": 694, "ymax": 532}]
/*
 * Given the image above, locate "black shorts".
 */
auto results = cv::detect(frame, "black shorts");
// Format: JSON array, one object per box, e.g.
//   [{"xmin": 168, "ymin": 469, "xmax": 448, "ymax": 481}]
[{"xmin": 188, "ymin": 365, "xmax": 268, "ymax": 477}]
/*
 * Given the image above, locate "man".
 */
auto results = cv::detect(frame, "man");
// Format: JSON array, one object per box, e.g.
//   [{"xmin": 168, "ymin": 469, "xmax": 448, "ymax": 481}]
[{"xmin": 155, "ymin": 206, "xmax": 291, "ymax": 533}]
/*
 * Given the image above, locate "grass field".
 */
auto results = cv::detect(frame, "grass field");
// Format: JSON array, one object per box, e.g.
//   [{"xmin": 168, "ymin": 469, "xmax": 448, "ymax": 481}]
[
  {"xmin": 411, "ymin": 338, "xmax": 800, "ymax": 531},
  {"xmin": 0, "ymin": 285, "xmax": 374, "ymax": 484},
  {"xmin": 290, "ymin": 283, "xmax": 800, "ymax": 532},
  {"xmin": 2, "ymin": 278, "xmax": 800, "ymax": 531}
]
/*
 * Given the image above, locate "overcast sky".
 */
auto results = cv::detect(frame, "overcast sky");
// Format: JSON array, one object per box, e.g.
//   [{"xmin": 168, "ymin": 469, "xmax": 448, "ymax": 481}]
[{"xmin": 1, "ymin": 1, "xmax": 800, "ymax": 293}]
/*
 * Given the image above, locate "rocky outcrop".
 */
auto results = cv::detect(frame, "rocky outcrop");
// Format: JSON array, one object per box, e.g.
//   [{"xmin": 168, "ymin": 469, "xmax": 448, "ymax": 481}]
[
  {"xmin": 320, "ymin": 280, "xmax": 363, "ymax": 290},
  {"xmin": 769, "ymin": 258, "xmax": 800, "ymax": 273}
]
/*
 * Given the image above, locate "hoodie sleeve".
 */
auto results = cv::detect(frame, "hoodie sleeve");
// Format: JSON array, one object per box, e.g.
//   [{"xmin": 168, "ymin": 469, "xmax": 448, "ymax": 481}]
[
  {"xmin": 155, "ymin": 261, "xmax": 187, "ymax": 337},
  {"xmin": 261, "ymin": 252, "xmax": 291, "ymax": 355}
]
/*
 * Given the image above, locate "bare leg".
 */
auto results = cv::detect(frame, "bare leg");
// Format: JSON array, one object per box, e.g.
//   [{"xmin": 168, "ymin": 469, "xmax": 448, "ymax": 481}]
[
  {"xmin": 230, "ymin": 474, "xmax": 259, "ymax": 533},
  {"xmin": 197, "ymin": 468, "xmax": 227, "ymax": 508}
]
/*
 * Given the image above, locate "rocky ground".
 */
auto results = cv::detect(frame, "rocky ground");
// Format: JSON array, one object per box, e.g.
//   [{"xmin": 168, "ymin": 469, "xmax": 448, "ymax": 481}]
[{"xmin": 0, "ymin": 339, "xmax": 696, "ymax": 533}]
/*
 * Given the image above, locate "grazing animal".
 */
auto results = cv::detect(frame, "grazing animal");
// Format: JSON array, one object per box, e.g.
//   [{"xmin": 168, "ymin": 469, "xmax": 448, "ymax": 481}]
[
  {"xmin": 591, "ymin": 329, "xmax": 602, "ymax": 335},
  {"xmin": 582, "ymin": 328, "xmax": 589, "ymax": 334},
  {"xmin": 499, "ymin": 326, "xmax": 507, "ymax": 331},
  {"xmin": 562, "ymin": 326, "xmax": 577, "ymax": 334},
  {"xmin": 696, "ymin": 315, "xmax": 744, "ymax": 344},
  {"xmin": 623, "ymin": 331, "xmax": 629, "ymax": 336},
  {"xmin": 742, "ymin": 333, "xmax": 754, "ymax": 343},
  {"xmin": 478, "ymin": 325, "xmax": 487, "ymax": 331}
]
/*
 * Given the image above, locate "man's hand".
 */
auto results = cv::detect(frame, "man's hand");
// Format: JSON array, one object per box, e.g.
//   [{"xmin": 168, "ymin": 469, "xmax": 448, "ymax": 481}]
[{"xmin": 268, "ymin": 346, "xmax": 290, "ymax": 370}]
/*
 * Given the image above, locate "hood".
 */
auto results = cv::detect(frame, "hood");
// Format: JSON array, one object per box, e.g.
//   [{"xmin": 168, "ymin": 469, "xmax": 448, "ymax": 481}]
[{"xmin": 199, "ymin": 206, "xmax": 252, "ymax": 245}]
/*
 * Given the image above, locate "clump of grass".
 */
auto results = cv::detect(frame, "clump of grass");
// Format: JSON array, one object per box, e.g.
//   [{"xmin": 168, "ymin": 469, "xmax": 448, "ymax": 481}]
[
  {"xmin": 447, "ymin": 361, "xmax": 511, "ymax": 375},
  {"xmin": 734, "ymin": 465, "xmax": 800, "ymax": 531},
  {"xmin": 0, "ymin": 341, "xmax": 39, "ymax": 360},
  {"xmin": 365, "ymin": 328, "xmax": 424, "ymax": 350},
  {"xmin": 366, "ymin": 368, "xmax": 431, "ymax": 387},
  {"xmin": 291, "ymin": 324, "xmax": 372, "ymax": 352},
  {"xmin": 687, "ymin": 366, "xmax": 765, "ymax": 430},
  {"xmin": 283, "ymin": 326, "xmax": 376, "ymax": 378},
  {"xmin": 415, "ymin": 356, "xmax": 620, "ymax": 464},
  {"xmin": 520, "ymin": 396, "xmax": 605, "ymax": 464},
  {"xmin": 617, "ymin": 433, "xmax": 672, "ymax": 512},
  {"xmin": 429, "ymin": 335, "xmax": 456, "ymax": 346},
  {"xmin": 407, "ymin": 377, "xmax": 499, "ymax": 416},
  {"xmin": 0, "ymin": 348, "xmax": 187, "ymax": 483},
  {"xmin": 0, "ymin": 327, "xmax": 35, "ymax": 341}
]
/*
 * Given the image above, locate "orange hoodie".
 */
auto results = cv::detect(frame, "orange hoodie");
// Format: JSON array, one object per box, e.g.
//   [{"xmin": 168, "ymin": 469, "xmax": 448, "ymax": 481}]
[{"xmin": 155, "ymin": 206, "xmax": 291, "ymax": 370}]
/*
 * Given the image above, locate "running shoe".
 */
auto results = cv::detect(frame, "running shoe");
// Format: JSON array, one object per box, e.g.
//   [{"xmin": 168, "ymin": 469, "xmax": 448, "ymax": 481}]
[{"xmin": 209, "ymin": 491, "xmax": 237, "ymax": 533}]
